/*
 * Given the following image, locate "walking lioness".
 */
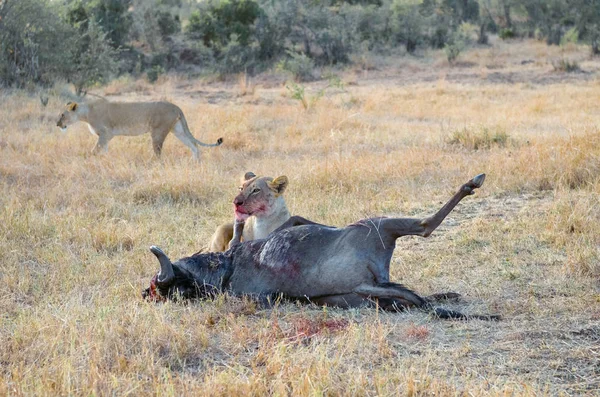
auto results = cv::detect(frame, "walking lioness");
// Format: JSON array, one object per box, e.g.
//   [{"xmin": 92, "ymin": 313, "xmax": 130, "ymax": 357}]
[
  {"xmin": 208, "ymin": 172, "xmax": 290, "ymax": 252},
  {"xmin": 56, "ymin": 100, "xmax": 223, "ymax": 159}
]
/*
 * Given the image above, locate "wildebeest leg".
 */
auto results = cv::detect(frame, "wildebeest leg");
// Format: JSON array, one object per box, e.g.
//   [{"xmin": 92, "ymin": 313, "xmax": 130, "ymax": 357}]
[
  {"xmin": 310, "ymin": 293, "xmax": 368, "ymax": 309},
  {"xmin": 354, "ymin": 283, "xmax": 428, "ymax": 308},
  {"xmin": 273, "ymin": 216, "xmax": 329, "ymax": 233},
  {"xmin": 426, "ymin": 292, "xmax": 461, "ymax": 302},
  {"xmin": 382, "ymin": 174, "xmax": 485, "ymax": 240},
  {"xmin": 356, "ymin": 284, "xmax": 499, "ymax": 320}
]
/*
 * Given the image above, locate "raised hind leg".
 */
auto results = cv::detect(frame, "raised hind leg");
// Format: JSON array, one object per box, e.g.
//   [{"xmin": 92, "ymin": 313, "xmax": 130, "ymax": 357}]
[{"xmin": 380, "ymin": 174, "xmax": 486, "ymax": 242}]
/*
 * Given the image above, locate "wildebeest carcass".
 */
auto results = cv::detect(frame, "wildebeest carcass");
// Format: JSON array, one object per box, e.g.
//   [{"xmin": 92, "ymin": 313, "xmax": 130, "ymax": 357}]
[{"xmin": 144, "ymin": 174, "xmax": 499, "ymax": 320}]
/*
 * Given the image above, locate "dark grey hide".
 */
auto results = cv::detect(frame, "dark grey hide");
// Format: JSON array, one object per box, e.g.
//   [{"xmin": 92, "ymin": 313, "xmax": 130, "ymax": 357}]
[{"xmin": 144, "ymin": 174, "xmax": 499, "ymax": 320}]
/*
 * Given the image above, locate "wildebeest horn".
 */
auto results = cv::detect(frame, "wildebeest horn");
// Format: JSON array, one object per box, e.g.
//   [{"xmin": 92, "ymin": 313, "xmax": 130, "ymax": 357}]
[{"xmin": 150, "ymin": 246, "xmax": 174, "ymax": 286}]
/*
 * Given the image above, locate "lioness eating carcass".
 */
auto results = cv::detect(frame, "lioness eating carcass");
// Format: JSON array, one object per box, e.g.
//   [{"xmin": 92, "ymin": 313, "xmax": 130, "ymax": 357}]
[
  {"xmin": 145, "ymin": 174, "xmax": 499, "ymax": 320},
  {"xmin": 208, "ymin": 172, "xmax": 291, "ymax": 252}
]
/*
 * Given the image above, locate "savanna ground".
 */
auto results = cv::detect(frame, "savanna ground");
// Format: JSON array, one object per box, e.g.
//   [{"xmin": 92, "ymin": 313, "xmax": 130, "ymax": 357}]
[{"xmin": 1, "ymin": 39, "xmax": 600, "ymax": 395}]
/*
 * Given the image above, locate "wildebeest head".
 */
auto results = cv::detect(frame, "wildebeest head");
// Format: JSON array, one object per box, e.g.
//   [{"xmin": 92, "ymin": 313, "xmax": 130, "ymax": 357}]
[{"xmin": 142, "ymin": 246, "xmax": 228, "ymax": 301}]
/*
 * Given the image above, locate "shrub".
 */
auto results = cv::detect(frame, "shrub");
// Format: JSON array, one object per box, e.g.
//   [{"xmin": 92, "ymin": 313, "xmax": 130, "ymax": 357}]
[
  {"xmin": 444, "ymin": 23, "xmax": 474, "ymax": 65},
  {"xmin": 216, "ymin": 34, "xmax": 258, "ymax": 74},
  {"xmin": 147, "ymin": 65, "xmax": 165, "ymax": 83},
  {"xmin": 0, "ymin": 0, "xmax": 74, "ymax": 87},
  {"xmin": 186, "ymin": 0, "xmax": 261, "ymax": 48},
  {"xmin": 70, "ymin": 20, "xmax": 120, "ymax": 95},
  {"xmin": 156, "ymin": 10, "xmax": 181, "ymax": 38},
  {"xmin": 560, "ymin": 27, "xmax": 578, "ymax": 47},
  {"xmin": 499, "ymin": 28, "xmax": 515, "ymax": 40},
  {"xmin": 552, "ymin": 58, "xmax": 580, "ymax": 73},
  {"xmin": 276, "ymin": 50, "xmax": 314, "ymax": 82}
]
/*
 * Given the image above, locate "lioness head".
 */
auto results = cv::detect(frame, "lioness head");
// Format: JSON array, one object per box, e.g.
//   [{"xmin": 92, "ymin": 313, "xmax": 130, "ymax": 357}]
[
  {"xmin": 233, "ymin": 171, "xmax": 289, "ymax": 221},
  {"xmin": 56, "ymin": 102, "xmax": 81, "ymax": 132}
]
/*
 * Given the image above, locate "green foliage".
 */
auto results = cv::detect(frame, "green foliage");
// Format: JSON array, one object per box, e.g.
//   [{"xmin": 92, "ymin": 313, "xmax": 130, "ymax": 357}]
[
  {"xmin": 0, "ymin": 0, "xmax": 76, "ymax": 87},
  {"xmin": 276, "ymin": 51, "xmax": 315, "ymax": 82},
  {"xmin": 186, "ymin": 0, "xmax": 261, "ymax": 48},
  {"xmin": 90, "ymin": 0, "xmax": 133, "ymax": 48},
  {"xmin": 70, "ymin": 19, "xmax": 119, "ymax": 95},
  {"xmin": 444, "ymin": 23, "xmax": 474, "ymax": 64},
  {"xmin": 499, "ymin": 28, "xmax": 515, "ymax": 40},
  {"xmin": 5, "ymin": 0, "xmax": 600, "ymax": 86},
  {"xmin": 561, "ymin": 27, "xmax": 579, "ymax": 46},
  {"xmin": 157, "ymin": 10, "xmax": 181, "ymax": 38},
  {"xmin": 391, "ymin": 0, "xmax": 427, "ymax": 53},
  {"xmin": 147, "ymin": 65, "xmax": 165, "ymax": 83},
  {"xmin": 286, "ymin": 82, "xmax": 309, "ymax": 110},
  {"xmin": 286, "ymin": 75, "xmax": 345, "ymax": 111},
  {"xmin": 217, "ymin": 34, "xmax": 258, "ymax": 74}
]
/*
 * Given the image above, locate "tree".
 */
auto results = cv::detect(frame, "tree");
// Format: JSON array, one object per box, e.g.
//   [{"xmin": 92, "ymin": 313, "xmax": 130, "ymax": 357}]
[
  {"xmin": 92, "ymin": 0, "xmax": 132, "ymax": 48},
  {"xmin": 0, "ymin": 0, "xmax": 74, "ymax": 86},
  {"xmin": 571, "ymin": 0, "xmax": 600, "ymax": 54},
  {"xmin": 70, "ymin": 19, "xmax": 119, "ymax": 95},
  {"xmin": 186, "ymin": 0, "xmax": 261, "ymax": 48}
]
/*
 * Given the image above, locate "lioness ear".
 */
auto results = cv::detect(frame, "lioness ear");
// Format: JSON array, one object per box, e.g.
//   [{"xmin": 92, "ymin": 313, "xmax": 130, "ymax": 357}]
[
  {"xmin": 268, "ymin": 176, "xmax": 288, "ymax": 195},
  {"xmin": 68, "ymin": 102, "xmax": 78, "ymax": 111},
  {"xmin": 243, "ymin": 171, "xmax": 256, "ymax": 181}
]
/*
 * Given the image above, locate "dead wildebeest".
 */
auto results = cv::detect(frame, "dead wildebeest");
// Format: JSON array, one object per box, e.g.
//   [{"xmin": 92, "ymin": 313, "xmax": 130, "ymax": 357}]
[{"xmin": 144, "ymin": 174, "xmax": 499, "ymax": 320}]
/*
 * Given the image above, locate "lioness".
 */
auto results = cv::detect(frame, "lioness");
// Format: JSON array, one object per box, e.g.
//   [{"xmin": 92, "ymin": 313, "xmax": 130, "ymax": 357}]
[
  {"xmin": 208, "ymin": 172, "xmax": 290, "ymax": 252},
  {"xmin": 56, "ymin": 100, "xmax": 223, "ymax": 159}
]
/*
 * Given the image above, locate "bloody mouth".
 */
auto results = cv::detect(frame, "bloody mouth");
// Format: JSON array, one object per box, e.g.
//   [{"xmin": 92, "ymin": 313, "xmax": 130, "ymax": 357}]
[
  {"xmin": 234, "ymin": 205, "xmax": 250, "ymax": 221},
  {"xmin": 143, "ymin": 273, "xmax": 166, "ymax": 302}
]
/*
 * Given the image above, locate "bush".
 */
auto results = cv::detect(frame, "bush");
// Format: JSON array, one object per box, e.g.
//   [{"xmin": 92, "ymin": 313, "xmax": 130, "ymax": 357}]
[
  {"xmin": 156, "ymin": 10, "xmax": 181, "ymax": 38},
  {"xmin": 91, "ymin": 0, "xmax": 133, "ymax": 49},
  {"xmin": 276, "ymin": 50, "xmax": 315, "ymax": 82},
  {"xmin": 147, "ymin": 65, "xmax": 165, "ymax": 83},
  {"xmin": 499, "ymin": 28, "xmax": 516, "ymax": 40},
  {"xmin": 70, "ymin": 20, "xmax": 120, "ymax": 95},
  {"xmin": 560, "ymin": 27, "xmax": 579, "ymax": 46},
  {"xmin": 186, "ymin": 0, "xmax": 261, "ymax": 48},
  {"xmin": 0, "ymin": 0, "xmax": 74, "ymax": 87},
  {"xmin": 216, "ymin": 34, "xmax": 258, "ymax": 74},
  {"xmin": 444, "ymin": 23, "xmax": 474, "ymax": 65}
]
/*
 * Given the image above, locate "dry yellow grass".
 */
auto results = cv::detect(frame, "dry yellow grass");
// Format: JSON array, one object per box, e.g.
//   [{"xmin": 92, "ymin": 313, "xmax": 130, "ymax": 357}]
[{"xmin": 1, "ymin": 40, "xmax": 600, "ymax": 395}]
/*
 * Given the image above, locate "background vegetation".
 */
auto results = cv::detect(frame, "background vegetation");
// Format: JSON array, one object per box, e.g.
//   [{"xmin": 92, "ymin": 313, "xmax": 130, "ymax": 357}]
[{"xmin": 1, "ymin": 0, "xmax": 599, "ymax": 90}]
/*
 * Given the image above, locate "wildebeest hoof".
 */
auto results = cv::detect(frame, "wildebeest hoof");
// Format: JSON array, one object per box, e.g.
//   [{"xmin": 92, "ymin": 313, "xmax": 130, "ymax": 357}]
[
  {"xmin": 471, "ymin": 173, "xmax": 486, "ymax": 188},
  {"xmin": 462, "ymin": 173, "xmax": 486, "ymax": 194}
]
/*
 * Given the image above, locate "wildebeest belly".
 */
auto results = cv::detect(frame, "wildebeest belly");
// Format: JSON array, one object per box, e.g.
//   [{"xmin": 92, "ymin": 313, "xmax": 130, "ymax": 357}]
[{"xmin": 229, "ymin": 226, "xmax": 375, "ymax": 298}]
